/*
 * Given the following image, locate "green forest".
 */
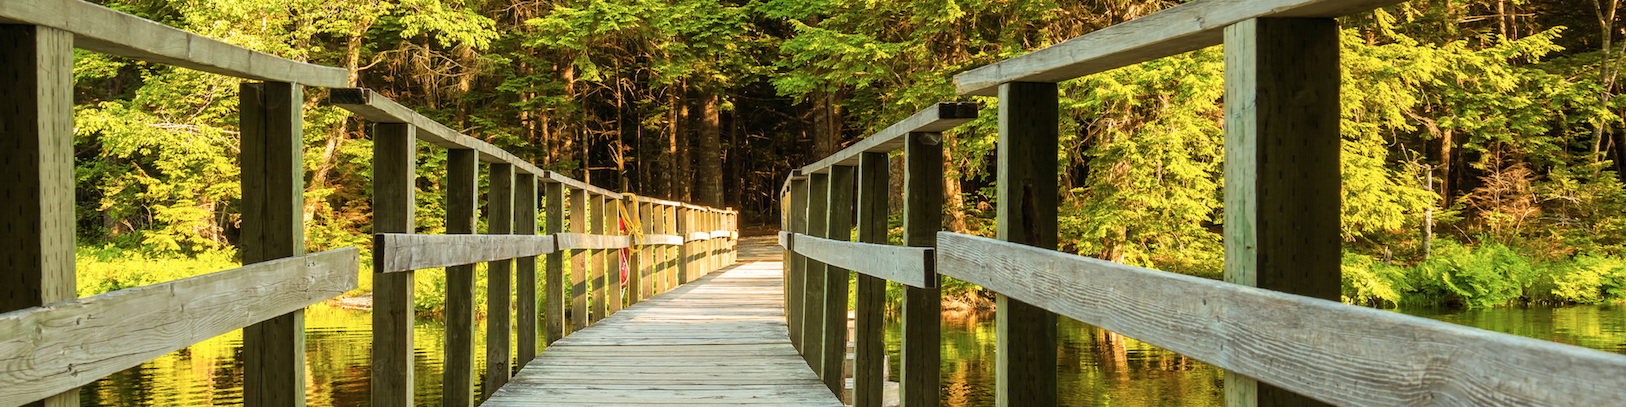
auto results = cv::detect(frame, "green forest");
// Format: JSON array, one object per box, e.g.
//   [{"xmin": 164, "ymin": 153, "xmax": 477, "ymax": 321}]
[{"xmin": 72, "ymin": 0, "xmax": 1626, "ymax": 310}]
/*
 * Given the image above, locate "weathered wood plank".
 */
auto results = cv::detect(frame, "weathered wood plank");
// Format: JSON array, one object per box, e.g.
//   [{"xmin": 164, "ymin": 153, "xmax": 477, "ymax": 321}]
[
  {"xmin": 0, "ymin": 0, "xmax": 348, "ymax": 87},
  {"xmin": 372, "ymin": 234, "xmax": 556, "ymax": 272},
  {"xmin": 605, "ymin": 196, "xmax": 624, "ymax": 315},
  {"xmin": 645, "ymin": 234, "xmax": 686, "ymax": 246},
  {"xmin": 329, "ymin": 88, "xmax": 546, "ymax": 175},
  {"xmin": 801, "ymin": 174, "xmax": 830, "ymax": 379},
  {"xmin": 569, "ymin": 188, "xmax": 589, "ymax": 332},
  {"xmin": 785, "ymin": 179, "xmax": 808, "ymax": 353},
  {"xmin": 538, "ymin": 169, "xmax": 620, "ymax": 197},
  {"xmin": 514, "ymin": 173, "xmax": 539, "ymax": 366},
  {"xmin": 821, "ymin": 166, "xmax": 855, "ymax": 400},
  {"xmin": 590, "ymin": 195, "xmax": 608, "ymax": 323},
  {"xmin": 936, "ymin": 232, "xmax": 1626, "ymax": 406},
  {"xmin": 443, "ymin": 149, "xmax": 478, "ymax": 407},
  {"xmin": 239, "ymin": 81, "xmax": 306, "ymax": 407},
  {"xmin": 0, "ymin": 25, "xmax": 78, "ymax": 407},
  {"xmin": 853, "ymin": 152, "xmax": 888, "ymax": 407},
  {"xmin": 994, "ymin": 83, "xmax": 1058, "ymax": 407},
  {"xmin": 951, "ymin": 0, "xmax": 1403, "ymax": 96},
  {"xmin": 900, "ymin": 132, "xmax": 943, "ymax": 407},
  {"xmin": 545, "ymin": 182, "xmax": 567, "ymax": 344},
  {"xmin": 369, "ymin": 123, "xmax": 415, "ymax": 407},
  {"xmin": 785, "ymin": 234, "xmax": 934, "ymax": 288},
  {"xmin": 0, "ymin": 249, "xmax": 358, "ymax": 407},
  {"xmin": 483, "ymin": 163, "xmax": 515, "ymax": 401},
  {"xmin": 799, "ymin": 102, "xmax": 979, "ymax": 175},
  {"xmin": 554, "ymin": 233, "xmax": 633, "ymax": 250},
  {"xmin": 634, "ymin": 201, "xmax": 653, "ymax": 304}
]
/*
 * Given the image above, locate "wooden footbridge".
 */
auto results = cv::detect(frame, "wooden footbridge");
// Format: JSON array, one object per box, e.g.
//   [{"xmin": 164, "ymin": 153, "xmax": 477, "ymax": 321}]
[{"xmin": 4, "ymin": 0, "xmax": 1626, "ymax": 406}]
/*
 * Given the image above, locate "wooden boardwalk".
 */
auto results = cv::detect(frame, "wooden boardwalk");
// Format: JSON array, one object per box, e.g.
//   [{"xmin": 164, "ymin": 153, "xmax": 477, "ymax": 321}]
[{"xmin": 485, "ymin": 257, "xmax": 843, "ymax": 406}]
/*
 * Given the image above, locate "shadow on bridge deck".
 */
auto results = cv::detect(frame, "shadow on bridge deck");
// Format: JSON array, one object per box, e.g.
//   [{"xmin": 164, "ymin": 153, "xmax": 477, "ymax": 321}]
[{"xmin": 483, "ymin": 253, "xmax": 840, "ymax": 406}]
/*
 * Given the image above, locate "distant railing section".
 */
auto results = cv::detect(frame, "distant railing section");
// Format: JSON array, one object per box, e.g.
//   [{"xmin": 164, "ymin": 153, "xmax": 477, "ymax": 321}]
[
  {"xmin": 334, "ymin": 86, "xmax": 739, "ymax": 406},
  {"xmin": 778, "ymin": 0, "xmax": 1626, "ymax": 405},
  {"xmin": 0, "ymin": 1, "xmax": 738, "ymax": 407}
]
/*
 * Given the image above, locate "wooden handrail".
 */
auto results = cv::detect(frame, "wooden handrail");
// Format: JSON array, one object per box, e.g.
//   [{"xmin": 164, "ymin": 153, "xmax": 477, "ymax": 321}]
[
  {"xmin": 0, "ymin": 0, "xmax": 348, "ymax": 87},
  {"xmin": 0, "ymin": 248, "xmax": 359, "ymax": 406},
  {"xmin": 952, "ymin": 0, "xmax": 1405, "ymax": 95},
  {"xmin": 780, "ymin": 232, "xmax": 935, "ymax": 288},
  {"xmin": 935, "ymin": 231, "xmax": 1626, "ymax": 405},
  {"xmin": 373, "ymin": 234, "xmax": 557, "ymax": 273},
  {"xmin": 799, "ymin": 102, "xmax": 978, "ymax": 175}
]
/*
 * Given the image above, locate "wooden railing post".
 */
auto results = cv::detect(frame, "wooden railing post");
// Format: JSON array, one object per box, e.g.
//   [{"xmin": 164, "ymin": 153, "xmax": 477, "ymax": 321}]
[
  {"xmin": 606, "ymin": 196, "xmax": 623, "ymax": 314},
  {"xmin": 665, "ymin": 204, "xmax": 678, "ymax": 290},
  {"xmin": 240, "ymin": 80, "xmax": 307, "ymax": 407},
  {"xmin": 545, "ymin": 182, "xmax": 567, "ymax": 344},
  {"xmin": 0, "ymin": 24, "xmax": 79, "ymax": 407},
  {"xmin": 823, "ymin": 165, "xmax": 856, "ymax": 399},
  {"xmin": 570, "ymin": 188, "xmax": 589, "ymax": 331},
  {"xmin": 853, "ymin": 153, "xmax": 889, "ymax": 407},
  {"xmin": 443, "ymin": 149, "xmax": 479, "ymax": 407},
  {"xmin": 786, "ymin": 177, "xmax": 808, "ymax": 352},
  {"xmin": 589, "ymin": 194, "xmax": 607, "ymax": 323},
  {"xmin": 516, "ymin": 173, "xmax": 539, "ymax": 363},
  {"xmin": 1222, "ymin": 18, "xmax": 1341, "ymax": 407},
  {"xmin": 637, "ymin": 201, "xmax": 654, "ymax": 302},
  {"xmin": 902, "ymin": 132, "xmax": 944, "ymax": 407},
  {"xmin": 802, "ymin": 173, "xmax": 831, "ymax": 376},
  {"xmin": 371, "ymin": 122, "xmax": 416, "ymax": 407},
  {"xmin": 995, "ymin": 82, "xmax": 1059, "ymax": 407},
  {"xmin": 483, "ymin": 163, "xmax": 514, "ymax": 400},
  {"xmin": 677, "ymin": 207, "xmax": 692, "ymax": 284}
]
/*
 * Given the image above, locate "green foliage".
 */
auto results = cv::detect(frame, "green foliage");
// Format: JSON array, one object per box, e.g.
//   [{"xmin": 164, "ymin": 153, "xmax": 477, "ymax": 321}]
[
  {"xmin": 1550, "ymin": 255, "xmax": 1626, "ymax": 304},
  {"xmin": 75, "ymin": 244, "xmax": 240, "ymax": 298},
  {"xmin": 1341, "ymin": 252, "xmax": 1411, "ymax": 307}
]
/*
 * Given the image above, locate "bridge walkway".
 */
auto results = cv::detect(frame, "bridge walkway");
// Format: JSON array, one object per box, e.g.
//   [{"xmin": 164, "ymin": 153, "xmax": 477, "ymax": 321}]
[{"xmin": 485, "ymin": 238, "xmax": 840, "ymax": 406}]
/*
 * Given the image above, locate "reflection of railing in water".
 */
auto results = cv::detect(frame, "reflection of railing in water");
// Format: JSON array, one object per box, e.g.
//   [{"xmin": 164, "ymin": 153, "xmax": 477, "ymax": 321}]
[
  {"xmin": 776, "ymin": 0, "xmax": 1626, "ymax": 404},
  {"xmin": 0, "ymin": 1, "xmax": 739, "ymax": 406}
]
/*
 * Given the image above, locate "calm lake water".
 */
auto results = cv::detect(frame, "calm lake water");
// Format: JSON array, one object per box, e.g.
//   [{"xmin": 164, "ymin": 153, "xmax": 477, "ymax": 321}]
[{"xmin": 77, "ymin": 303, "xmax": 1626, "ymax": 406}]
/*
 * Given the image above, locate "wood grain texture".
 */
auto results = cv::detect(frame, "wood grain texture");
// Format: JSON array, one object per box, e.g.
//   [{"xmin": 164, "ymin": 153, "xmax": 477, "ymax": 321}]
[
  {"xmin": 853, "ymin": 152, "xmax": 889, "ymax": 407},
  {"xmin": 1223, "ymin": 18, "xmax": 1342, "ymax": 407},
  {"xmin": 634, "ymin": 201, "xmax": 653, "ymax": 303},
  {"xmin": 538, "ymin": 169, "xmax": 620, "ymax": 197},
  {"xmin": 0, "ymin": 26, "xmax": 77, "ymax": 406},
  {"xmin": 901, "ymin": 132, "xmax": 943, "ymax": 407},
  {"xmin": 665, "ymin": 205, "xmax": 679, "ymax": 293},
  {"xmin": 604, "ymin": 196, "xmax": 624, "ymax": 315},
  {"xmin": 785, "ymin": 179, "xmax": 808, "ymax": 352},
  {"xmin": 995, "ymin": 83, "xmax": 1058, "ymax": 407},
  {"xmin": 0, "ymin": 248, "xmax": 358, "ymax": 407},
  {"xmin": 935, "ymin": 232, "xmax": 1626, "ymax": 406},
  {"xmin": 484, "ymin": 163, "xmax": 515, "ymax": 401},
  {"xmin": 951, "ymin": 0, "xmax": 1403, "ymax": 96},
  {"xmin": 443, "ymin": 149, "xmax": 478, "ymax": 407},
  {"xmin": 239, "ymin": 81, "xmax": 307, "ymax": 407},
  {"xmin": 820, "ymin": 166, "xmax": 855, "ymax": 399},
  {"xmin": 801, "ymin": 174, "xmax": 830, "ymax": 375},
  {"xmin": 373, "ymin": 234, "xmax": 556, "ymax": 272},
  {"xmin": 329, "ymin": 88, "xmax": 546, "ymax": 175},
  {"xmin": 590, "ymin": 195, "xmax": 607, "ymax": 323},
  {"xmin": 545, "ymin": 182, "xmax": 567, "ymax": 345},
  {"xmin": 799, "ymin": 102, "xmax": 979, "ymax": 174},
  {"xmin": 514, "ymin": 173, "xmax": 539, "ymax": 366},
  {"xmin": 484, "ymin": 262, "xmax": 842, "ymax": 407},
  {"xmin": 678, "ymin": 208, "xmax": 693, "ymax": 286},
  {"xmin": 553, "ymin": 233, "xmax": 633, "ymax": 250},
  {"xmin": 568, "ymin": 189, "xmax": 589, "ymax": 331},
  {"xmin": 369, "ymin": 123, "xmax": 415, "ymax": 407},
  {"xmin": 786, "ymin": 233, "xmax": 934, "ymax": 288},
  {"xmin": 0, "ymin": 0, "xmax": 347, "ymax": 87},
  {"xmin": 644, "ymin": 234, "xmax": 685, "ymax": 246}
]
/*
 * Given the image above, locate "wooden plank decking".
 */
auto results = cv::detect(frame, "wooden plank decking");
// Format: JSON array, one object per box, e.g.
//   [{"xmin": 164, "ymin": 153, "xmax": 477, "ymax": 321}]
[{"xmin": 485, "ymin": 259, "xmax": 842, "ymax": 406}]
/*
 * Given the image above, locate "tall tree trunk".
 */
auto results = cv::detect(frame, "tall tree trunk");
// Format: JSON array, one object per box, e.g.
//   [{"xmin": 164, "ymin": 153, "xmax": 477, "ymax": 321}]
[
  {"xmin": 558, "ymin": 64, "xmax": 580, "ymax": 177},
  {"xmin": 728, "ymin": 96, "xmax": 744, "ymax": 210},
  {"xmin": 1593, "ymin": 0, "xmax": 1624, "ymax": 176},
  {"xmin": 943, "ymin": 134, "xmax": 969, "ymax": 233},
  {"xmin": 696, "ymin": 91, "xmax": 724, "ymax": 207},
  {"xmin": 675, "ymin": 83, "xmax": 692, "ymax": 202},
  {"xmin": 811, "ymin": 92, "xmax": 839, "ymax": 157},
  {"xmin": 304, "ymin": 29, "xmax": 369, "ymax": 226}
]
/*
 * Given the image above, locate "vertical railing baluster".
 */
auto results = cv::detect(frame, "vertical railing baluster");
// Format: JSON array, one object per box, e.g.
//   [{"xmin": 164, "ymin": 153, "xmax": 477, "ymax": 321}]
[
  {"xmin": 1222, "ymin": 18, "xmax": 1341, "ymax": 407},
  {"xmin": 802, "ymin": 173, "xmax": 830, "ymax": 376},
  {"xmin": 639, "ymin": 200, "xmax": 655, "ymax": 301},
  {"xmin": 853, "ymin": 152, "xmax": 889, "ymax": 407},
  {"xmin": 786, "ymin": 176, "xmax": 808, "ymax": 353},
  {"xmin": 606, "ymin": 196, "xmax": 624, "ymax": 315},
  {"xmin": 678, "ymin": 206, "xmax": 692, "ymax": 284},
  {"xmin": 240, "ymin": 81, "xmax": 307, "ymax": 407},
  {"xmin": 569, "ymin": 188, "xmax": 589, "ymax": 332},
  {"xmin": 995, "ymin": 82, "xmax": 1059, "ymax": 407},
  {"xmin": 516, "ymin": 173, "xmax": 539, "ymax": 363},
  {"xmin": 371, "ymin": 122, "xmax": 416, "ymax": 407},
  {"xmin": 590, "ymin": 194, "xmax": 607, "ymax": 323},
  {"xmin": 484, "ymin": 163, "xmax": 515, "ymax": 400},
  {"xmin": 902, "ymin": 132, "xmax": 944, "ymax": 407},
  {"xmin": 443, "ymin": 149, "xmax": 479, "ymax": 407},
  {"xmin": 824, "ymin": 166, "xmax": 856, "ymax": 400},
  {"xmin": 0, "ymin": 24, "xmax": 80, "ymax": 407},
  {"xmin": 545, "ymin": 182, "xmax": 568, "ymax": 344}
]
